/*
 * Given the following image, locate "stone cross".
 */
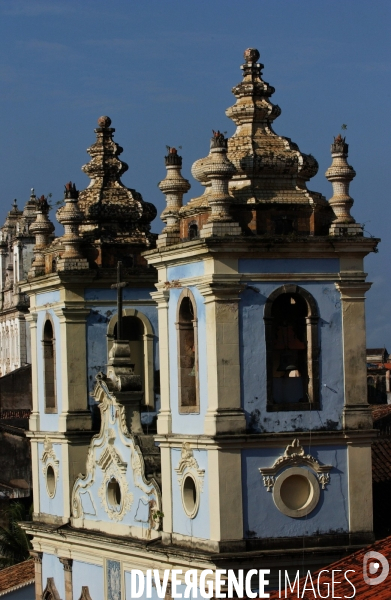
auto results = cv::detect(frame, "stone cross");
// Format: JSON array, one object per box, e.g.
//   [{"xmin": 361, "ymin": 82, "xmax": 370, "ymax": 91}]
[{"xmin": 111, "ymin": 261, "xmax": 127, "ymax": 340}]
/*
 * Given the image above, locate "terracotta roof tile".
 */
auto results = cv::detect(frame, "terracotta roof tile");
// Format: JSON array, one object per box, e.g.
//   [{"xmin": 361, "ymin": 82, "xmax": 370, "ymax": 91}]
[
  {"xmin": 372, "ymin": 439, "xmax": 391, "ymax": 483},
  {"xmin": 268, "ymin": 535, "xmax": 391, "ymax": 599},
  {"xmin": 371, "ymin": 404, "xmax": 391, "ymax": 422},
  {"xmin": 0, "ymin": 560, "xmax": 34, "ymax": 595}
]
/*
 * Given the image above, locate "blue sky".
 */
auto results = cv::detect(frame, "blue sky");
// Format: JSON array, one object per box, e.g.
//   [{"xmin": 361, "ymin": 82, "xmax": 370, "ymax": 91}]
[{"xmin": 0, "ymin": 1, "xmax": 389, "ymax": 346}]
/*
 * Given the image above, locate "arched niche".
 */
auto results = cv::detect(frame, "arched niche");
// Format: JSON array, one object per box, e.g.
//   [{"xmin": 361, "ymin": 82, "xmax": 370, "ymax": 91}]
[
  {"xmin": 107, "ymin": 309, "xmax": 155, "ymax": 407},
  {"xmin": 264, "ymin": 284, "xmax": 320, "ymax": 411},
  {"xmin": 42, "ymin": 315, "xmax": 57, "ymax": 413},
  {"xmin": 176, "ymin": 288, "xmax": 199, "ymax": 413}
]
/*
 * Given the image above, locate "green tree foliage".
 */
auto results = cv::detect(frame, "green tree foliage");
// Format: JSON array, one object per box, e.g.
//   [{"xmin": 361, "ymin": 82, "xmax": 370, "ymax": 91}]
[{"xmin": 0, "ymin": 502, "xmax": 31, "ymax": 568}]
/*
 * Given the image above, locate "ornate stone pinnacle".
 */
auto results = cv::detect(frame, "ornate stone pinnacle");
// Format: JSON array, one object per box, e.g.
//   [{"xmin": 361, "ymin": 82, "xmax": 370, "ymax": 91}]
[
  {"xmin": 56, "ymin": 182, "xmax": 89, "ymax": 269},
  {"xmin": 29, "ymin": 195, "xmax": 55, "ymax": 277},
  {"xmin": 325, "ymin": 135, "xmax": 363, "ymax": 236},
  {"xmin": 204, "ymin": 131, "xmax": 235, "ymax": 223},
  {"xmin": 199, "ymin": 132, "xmax": 242, "ymax": 238},
  {"xmin": 77, "ymin": 116, "xmax": 157, "ymax": 245},
  {"xmin": 157, "ymin": 147, "xmax": 190, "ymax": 247}
]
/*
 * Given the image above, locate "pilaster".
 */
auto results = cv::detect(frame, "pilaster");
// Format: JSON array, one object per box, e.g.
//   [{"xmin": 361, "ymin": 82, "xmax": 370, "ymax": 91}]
[
  {"xmin": 151, "ymin": 288, "xmax": 172, "ymax": 434},
  {"xmin": 208, "ymin": 448, "xmax": 244, "ymax": 545},
  {"xmin": 30, "ymin": 551, "xmax": 43, "ymax": 600},
  {"xmin": 52, "ymin": 306, "xmax": 91, "ymax": 431},
  {"xmin": 59, "ymin": 557, "xmax": 73, "ymax": 600},
  {"xmin": 347, "ymin": 442, "xmax": 373, "ymax": 536},
  {"xmin": 336, "ymin": 281, "xmax": 372, "ymax": 429},
  {"xmin": 25, "ymin": 312, "xmax": 39, "ymax": 431},
  {"xmin": 197, "ymin": 281, "xmax": 246, "ymax": 435}
]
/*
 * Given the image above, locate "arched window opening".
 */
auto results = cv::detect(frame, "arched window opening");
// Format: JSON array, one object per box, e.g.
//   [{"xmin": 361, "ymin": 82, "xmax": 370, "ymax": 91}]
[
  {"xmin": 43, "ymin": 318, "xmax": 56, "ymax": 412},
  {"xmin": 271, "ymin": 293, "xmax": 308, "ymax": 404},
  {"xmin": 265, "ymin": 285, "xmax": 319, "ymax": 410},
  {"xmin": 114, "ymin": 316, "xmax": 145, "ymax": 390},
  {"xmin": 188, "ymin": 222, "xmax": 199, "ymax": 240},
  {"xmin": 177, "ymin": 291, "xmax": 199, "ymax": 413}
]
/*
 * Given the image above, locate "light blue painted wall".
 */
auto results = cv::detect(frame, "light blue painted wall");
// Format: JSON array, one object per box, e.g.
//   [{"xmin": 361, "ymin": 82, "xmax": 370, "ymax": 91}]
[
  {"xmin": 171, "ymin": 448, "xmax": 210, "ymax": 540},
  {"xmin": 240, "ymin": 281, "xmax": 344, "ymax": 432},
  {"xmin": 242, "ymin": 445, "xmax": 349, "ymax": 538},
  {"xmin": 167, "ymin": 261, "xmax": 204, "ymax": 280},
  {"xmin": 85, "ymin": 288, "xmax": 156, "ymax": 302},
  {"xmin": 169, "ymin": 287, "xmax": 207, "ymax": 435},
  {"xmin": 38, "ymin": 441, "xmax": 64, "ymax": 517},
  {"xmin": 5, "ymin": 584, "xmax": 35, "ymax": 599},
  {"xmin": 36, "ymin": 308, "xmax": 63, "ymax": 432},
  {"xmin": 72, "ymin": 561, "xmax": 104, "ymax": 600},
  {"xmin": 36, "ymin": 290, "xmax": 60, "ymax": 306},
  {"xmin": 238, "ymin": 258, "xmax": 340, "ymax": 274},
  {"xmin": 42, "ymin": 553, "xmax": 65, "ymax": 599}
]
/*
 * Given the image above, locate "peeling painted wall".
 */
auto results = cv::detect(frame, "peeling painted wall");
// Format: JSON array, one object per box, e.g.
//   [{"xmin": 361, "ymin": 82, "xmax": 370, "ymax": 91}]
[
  {"xmin": 242, "ymin": 444, "xmax": 349, "ymax": 538},
  {"xmin": 240, "ymin": 280, "xmax": 344, "ymax": 432}
]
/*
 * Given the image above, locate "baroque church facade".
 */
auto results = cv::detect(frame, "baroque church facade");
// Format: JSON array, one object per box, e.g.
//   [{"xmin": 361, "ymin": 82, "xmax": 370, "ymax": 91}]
[{"xmin": 21, "ymin": 49, "xmax": 378, "ymax": 599}]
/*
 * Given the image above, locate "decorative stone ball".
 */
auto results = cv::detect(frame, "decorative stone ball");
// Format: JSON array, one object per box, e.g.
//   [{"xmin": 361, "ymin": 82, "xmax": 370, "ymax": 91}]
[
  {"xmin": 244, "ymin": 48, "xmax": 260, "ymax": 64},
  {"xmin": 97, "ymin": 116, "xmax": 112, "ymax": 129}
]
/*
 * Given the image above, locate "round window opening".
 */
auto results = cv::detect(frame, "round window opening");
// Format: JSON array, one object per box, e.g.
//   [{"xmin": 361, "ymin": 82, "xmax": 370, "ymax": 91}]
[
  {"xmin": 182, "ymin": 474, "xmax": 198, "ymax": 518},
  {"xmin": 280, "ymin": 474, "xmax": 311, "ymax": 510},
  {"xmin": 107, "ymin": 478, "xmax": 122, "ymax": 509},
  {"xmin": 273, "ymin": 467, "xmax": 320, "ymax": 518},
  {"xmin": 46, "ymin": 465, "xmax": 56, "ymax": 497}
]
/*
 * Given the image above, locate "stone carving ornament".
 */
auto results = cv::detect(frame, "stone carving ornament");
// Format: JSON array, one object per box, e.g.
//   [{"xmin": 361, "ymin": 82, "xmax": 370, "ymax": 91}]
[
  {"xmin": 71, "ymin": 373, "xmax": 161, "ymax": 530},
  {"xmin": 41, "ymin": 436, "xmax": 59, "ymax": 498},
  {"xmin": 259, "ymin": 439, "xmax": 332, "ymax": 492}
]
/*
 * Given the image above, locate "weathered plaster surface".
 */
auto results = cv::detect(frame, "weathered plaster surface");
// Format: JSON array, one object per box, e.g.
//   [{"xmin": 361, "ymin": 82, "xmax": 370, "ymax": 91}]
[
  {"xmin": 169, "ymin": 286, "xmax": 207, "ymax": 434},
  {"xmin": 238, "ymin": 258, "xmax": 340, "ymax": 274},
  {"xmin": 242, "ymin": 444, "xmax": 348, "ymax": 538},
  {"xmin": 171, "ymin": 447, "xmax": 210, "ymax": 540},
  {"xmin": 37, "ymin": 441, "xmax": 64, "ymax": 517},
  {"xmin": 240, "ymin": 280, "xmax": 344, "ymax": 432},
  {"xmin": 35, "ymin": 290, "xmax": 60, "ymax": 306},
  {"xmin": 36, "ymin": 309, "xmax": 62, "ymax": 432},
  {"xmin": 167, "ymin": 261, "xmax": 204, "ymax": 280}
]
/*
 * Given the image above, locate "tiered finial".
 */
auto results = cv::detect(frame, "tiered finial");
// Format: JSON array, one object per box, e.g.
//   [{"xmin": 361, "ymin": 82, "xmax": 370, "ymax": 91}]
[
  {"xmin": 325, "ymin": 135, "xmax": 363, "ymax": 236},
  {"xmin": 28, "ymin": 196, "xmax": 55, "ymax": 277},
  {"xmin": 157, "ymin": 147, "xmax": 190, "ymax": 247},
  {"xmin": 77, "ymin": 116, "xmax": 156, "ymax": 245},
  {"xmin": 56, "ymin": 182, "xmax": 89, "ymax": 271},
  {"xmin": 199, "ymin": 131, "xmax": 241, "ymax": 238}
]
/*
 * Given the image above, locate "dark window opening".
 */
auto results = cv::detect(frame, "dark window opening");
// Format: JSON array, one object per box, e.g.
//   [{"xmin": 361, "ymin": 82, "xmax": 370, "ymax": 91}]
[
  {"xmin": 177, "ymin": 294, "xmax": 199, "ymax": 412},
  {"xmin": 188, "ymin": 223, "xmax": 199, "ymax": 240},
  {"xmin": 274, "ymin": 216, "xmax": 294, "ymax": 235},
  {"xmin": 43, "ymin": 319, "xmax": 56, "ymax": 412},
  {"xmin": 271, "ymin": 293, "xmax": 308, "ymax": 403}
]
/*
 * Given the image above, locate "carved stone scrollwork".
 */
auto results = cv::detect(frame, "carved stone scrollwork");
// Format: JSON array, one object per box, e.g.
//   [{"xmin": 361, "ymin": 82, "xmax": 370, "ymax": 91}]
[
  {"xmin": 41, "ymin": 436, "xmax": 59, "ymax": 498},
  {"xmin": 260, "ymin": 439, "xmax": 332, "ymax": 518},
  {"xmin": 259, "ymin": 438, "xmax": 332, "ymax": 492},
  {"xmin": 175, "ymin": 442, "xmax": 205, "ymax": 519},
  {"xmin": 71, "ymin": 373, "xmax": 161, "ymax": 531},
  {"xmin": 175, "ymin": 442, "xmax": 205, "ymax": 491}
]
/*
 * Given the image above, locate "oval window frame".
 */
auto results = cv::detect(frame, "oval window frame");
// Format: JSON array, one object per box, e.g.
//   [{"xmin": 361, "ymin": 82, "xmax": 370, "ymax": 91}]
[{"xmin": 181, "ymin": 473, "xmax": 200, "ymax": 519}]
